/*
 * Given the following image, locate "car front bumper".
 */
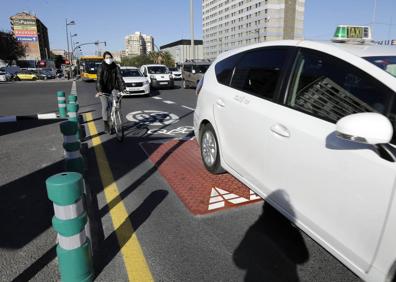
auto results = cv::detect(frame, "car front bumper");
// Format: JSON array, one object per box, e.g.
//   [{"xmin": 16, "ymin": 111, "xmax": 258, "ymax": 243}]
[
  {"xmin": 151, "ymin": 79, "xmax": 174, "ymax": 88},
  {"xmin": 124, "ymin": 84, "xmax": 150, "ymax": 95}
]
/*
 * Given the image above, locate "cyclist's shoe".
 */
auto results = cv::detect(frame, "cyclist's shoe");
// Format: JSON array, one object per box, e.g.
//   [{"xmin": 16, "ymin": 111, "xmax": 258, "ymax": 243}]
[{"xmin": 104, "ymin": 121, "xmax": 110, "ymax": 134}]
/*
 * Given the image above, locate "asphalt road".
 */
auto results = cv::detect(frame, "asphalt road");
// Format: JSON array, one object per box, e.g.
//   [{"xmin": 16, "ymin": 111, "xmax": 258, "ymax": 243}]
[{"xmin": 0, "ymin": 79, "xmax": 361, "ymax": 282}]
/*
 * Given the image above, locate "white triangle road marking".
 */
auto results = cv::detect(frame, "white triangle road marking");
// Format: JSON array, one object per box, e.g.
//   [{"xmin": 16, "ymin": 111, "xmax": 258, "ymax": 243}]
[{"xmin": 208, "ymin": 187, "xmax": 261, "ymax": 211}]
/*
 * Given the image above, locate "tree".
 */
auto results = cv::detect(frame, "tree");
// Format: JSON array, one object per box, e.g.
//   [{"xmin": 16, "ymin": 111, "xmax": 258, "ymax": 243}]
[
  {"xmin": 161, "ymin": 51, "xmax": 175, "ymax": 67},
  {"xmin": 0, "ymin": 31, "xmax": 26, "ymax": 63},
  {"xmin": 121, "ymin": 55, "xmax": 153, "ymax": 67},
  {"xmin": 148, "ymin": 51, "xmax": 175, "ymax": 67}
]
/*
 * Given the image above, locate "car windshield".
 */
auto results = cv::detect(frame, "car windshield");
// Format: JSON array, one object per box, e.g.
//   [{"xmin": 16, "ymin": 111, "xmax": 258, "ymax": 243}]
[
  {"xmin": 121, "ymin": 69, "xmax": 142, "ymax": 77},
  {"xmin": 148, "ymin": 66, "xmax": 167, "ymax": 74},
  {"xmin": 194, "ymin": 64, "xmax": 210, "ymax": 73},
  {"xmin": 168, "ymin": 67, "xmax": 178, "ymax": 71},
  {"xmin": 364, "ymin": 56, "xmax": 396, "ymax": 77}
]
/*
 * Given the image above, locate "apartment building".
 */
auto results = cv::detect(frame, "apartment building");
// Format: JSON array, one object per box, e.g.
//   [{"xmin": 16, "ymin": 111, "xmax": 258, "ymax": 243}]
[
  {"xmin": 124, "ymin": 32, "xmax": 155, "ymax": 56},
  {"xmin": 202, "ymin": 0, "xmax": 305, "ymax": 59},
  {"xmin": 10, "ymin": 12, "xmax": 51, "ymax": 60}
]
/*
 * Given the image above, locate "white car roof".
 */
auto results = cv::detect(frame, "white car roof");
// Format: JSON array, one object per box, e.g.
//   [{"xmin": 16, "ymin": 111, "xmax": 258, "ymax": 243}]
[
  {"xmin": 217, "ymin": 40, "xmax": 396, "ymax": 60},
  {"xmin": 120, "ymin": 66, "xmax": 138, "ymax": 69}
]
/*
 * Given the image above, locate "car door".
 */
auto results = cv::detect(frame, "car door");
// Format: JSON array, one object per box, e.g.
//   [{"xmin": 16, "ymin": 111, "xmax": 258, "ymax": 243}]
[
  {"xmin": 213, "ymin": 47, "xmax": 294, "ymax": 192},
  {"xmin": 263, "ymin": 47, "xmax": 396, "ymax": 272}
]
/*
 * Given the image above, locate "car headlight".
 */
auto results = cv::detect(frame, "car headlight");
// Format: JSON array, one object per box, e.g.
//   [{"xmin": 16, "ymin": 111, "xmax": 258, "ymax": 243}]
[
  {"xmin": 150, "ymin": 75, "xmax": 156, "ymax": 79},
  {"xmin": 143, "ymin": 80, "xmax": 149, "ymax": 85}
]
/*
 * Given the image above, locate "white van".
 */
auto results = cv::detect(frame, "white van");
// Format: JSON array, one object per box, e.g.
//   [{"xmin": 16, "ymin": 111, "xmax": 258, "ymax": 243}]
[{"xmin": 140, "ymin": 64, "xmax": 174, "ymax": 89}]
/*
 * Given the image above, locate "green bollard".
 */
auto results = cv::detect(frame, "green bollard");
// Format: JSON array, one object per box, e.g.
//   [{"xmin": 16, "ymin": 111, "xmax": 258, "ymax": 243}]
[
  {"xmin": 60, "ymin": 121, "xmax": 84, "ymax": 174},
  {"xmin": 46, "ymin": 172, "xmax": 93, "ymax": 282},
  {"xmin": 68, "ymin": 94, "xmax": 78, "ymax": 104},
  {"xmin": 67, "ymin": 103, "xmax": 81, "ymax": 140},
  {"xmin": 57, "ymin": 91, "xmax": 67, "ymax": 118}
]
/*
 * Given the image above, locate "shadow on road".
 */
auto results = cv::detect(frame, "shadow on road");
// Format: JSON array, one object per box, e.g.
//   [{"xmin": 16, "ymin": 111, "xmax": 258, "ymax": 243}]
[
  {"xmin": 0, "ymin": 119, "xmax": 62, "ymax": 136},
  {"xmin": 93, "ymin": 190, "xmax": 168, "ymax": 276},
  {"xmin": 0, "ymin": 160, "xmax": 63, "ymax": 249},
  {"xmin": 233, "ymin": 190, "xmax": 309, "ymax": 282}
]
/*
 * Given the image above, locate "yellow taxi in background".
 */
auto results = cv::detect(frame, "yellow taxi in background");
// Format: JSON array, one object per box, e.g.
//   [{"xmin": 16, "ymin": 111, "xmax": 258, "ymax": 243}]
[{"xmin": 15, "ymin": 70, "xmax": 38, "ymax": 81}]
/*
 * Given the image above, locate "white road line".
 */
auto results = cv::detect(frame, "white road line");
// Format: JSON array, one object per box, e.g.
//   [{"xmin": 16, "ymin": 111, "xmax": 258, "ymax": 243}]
[
  {"xmin": 182, "ymin": 105, "xmax": 195, "ymax": 111},
  {"xmin": 152, "ymin": 97, "xmax": 162, "ymax": 100},
  {"xmin": 163, "ymin": 100, "xmax": 176, "ymax": 104}
]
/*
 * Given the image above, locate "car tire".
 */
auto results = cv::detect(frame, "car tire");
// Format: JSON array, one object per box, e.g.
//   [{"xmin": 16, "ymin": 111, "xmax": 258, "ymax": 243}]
[
  {"xmin": 15, "ymin": 77, "xmax": 21, "ymax": 81},
  {"xmin": 200, "ymin": 123, "xmax": 225, "ymax": 174},
  {"xmin": 32, "ymin": 77, "xmax": 37, "ymax": 81},
  {"xmin": 183, "ymin": 80, "xmax": 189, "ymax": 89}
]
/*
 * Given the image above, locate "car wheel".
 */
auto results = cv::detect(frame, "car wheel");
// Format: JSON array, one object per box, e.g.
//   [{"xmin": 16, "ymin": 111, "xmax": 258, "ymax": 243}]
[
  {"xmin": 200, "ymin": 123, "xmax": 225, "ymax": 174},
  {"xmin": 183, "ymin": 80, "xmax": 189, "ymax": 89},
  {"xmin": 16, "ymin": 77, "xmax": 21, "ymax": 81}
]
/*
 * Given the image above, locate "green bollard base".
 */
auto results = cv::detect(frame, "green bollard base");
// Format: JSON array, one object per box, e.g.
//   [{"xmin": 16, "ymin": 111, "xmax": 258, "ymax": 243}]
[{"xmin": 57, "ymin": 240, "xmax": 93, "ymax": 282}]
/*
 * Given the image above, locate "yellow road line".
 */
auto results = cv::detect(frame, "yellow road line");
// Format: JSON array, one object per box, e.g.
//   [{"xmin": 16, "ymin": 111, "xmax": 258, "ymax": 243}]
[{"xmin": 85, "ymin": 112, "xmax": 154, "ymax": 282}]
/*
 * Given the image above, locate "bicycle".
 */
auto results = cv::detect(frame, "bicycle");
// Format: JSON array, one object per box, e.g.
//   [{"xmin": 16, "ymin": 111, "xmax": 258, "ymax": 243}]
[{"xmin": 98, "ymin": 91, "xmax": 124, "ymax": 142}]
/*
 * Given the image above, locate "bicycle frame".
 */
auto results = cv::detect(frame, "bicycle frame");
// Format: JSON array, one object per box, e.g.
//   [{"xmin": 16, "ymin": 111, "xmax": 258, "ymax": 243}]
[{"xmin": 102, "ymin": 91, "xmax": 124, "ymax": 141}]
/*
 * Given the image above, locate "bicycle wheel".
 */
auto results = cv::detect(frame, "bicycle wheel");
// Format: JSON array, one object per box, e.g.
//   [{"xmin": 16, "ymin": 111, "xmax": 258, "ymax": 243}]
[{"xmin": 114, "ymin": 108, "xmax": 124, "ymax": 142}]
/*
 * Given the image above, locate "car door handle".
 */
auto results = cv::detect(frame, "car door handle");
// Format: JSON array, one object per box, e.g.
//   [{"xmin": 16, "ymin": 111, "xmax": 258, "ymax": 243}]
[
  {"xmin": 216, "ymin": 99, "xmax": 225, "ymax": 108},
  {"xmin": 270, "ymin": 124, "xmax": 290, "ymax": 138}
]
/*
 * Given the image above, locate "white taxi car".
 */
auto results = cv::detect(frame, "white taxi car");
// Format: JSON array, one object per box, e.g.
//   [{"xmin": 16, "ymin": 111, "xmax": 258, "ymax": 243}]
[
  {"xmin": 194, "ymin": 26, "xmax": 396, "ymax": 282},
  {"xmin": 120, "ymin": 67, "xmax": 150, "ymax": 96}
]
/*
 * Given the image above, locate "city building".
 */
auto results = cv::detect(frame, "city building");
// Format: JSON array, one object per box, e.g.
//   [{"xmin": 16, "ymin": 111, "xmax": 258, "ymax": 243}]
[
  {"xmin": 51, "ymin": 49, "xmax": 67, "ymax": 57},
  {"xmin": 10, "ymin": 12, "xmax": 50, "ymax": 61},
  {"xmin": 202, "ymin": 0, "xmax": 305, "ymax": 59},
  {"xmin": 160, "ymin": 39, "xmax": 204, "ymax": 64},
  {"xmin": 124, "ymin": 32, "xmax": 155, "ymax": 56}
]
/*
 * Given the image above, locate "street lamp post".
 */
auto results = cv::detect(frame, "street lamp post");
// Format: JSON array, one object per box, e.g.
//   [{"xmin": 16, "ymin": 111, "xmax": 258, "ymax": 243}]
[
  {"xmin": 69, "ymin": 33, "xmax": 77, "ymax": 78},
  {"xmin": 65, "ymin": 19, "xmax": 75, "ymax": 79}
]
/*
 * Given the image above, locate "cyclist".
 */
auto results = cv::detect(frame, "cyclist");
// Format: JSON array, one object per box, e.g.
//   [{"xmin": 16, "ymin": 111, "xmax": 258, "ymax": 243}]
[{"xmin": 96, "ymin": 51, "xmax": 125, "ymax": 133}]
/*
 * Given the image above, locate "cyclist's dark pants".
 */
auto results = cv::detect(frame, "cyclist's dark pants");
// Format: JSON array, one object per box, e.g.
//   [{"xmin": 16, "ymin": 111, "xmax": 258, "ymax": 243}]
[{"xmin": 100, "ymin": 95, "xmax": 111, "ymax": 121}]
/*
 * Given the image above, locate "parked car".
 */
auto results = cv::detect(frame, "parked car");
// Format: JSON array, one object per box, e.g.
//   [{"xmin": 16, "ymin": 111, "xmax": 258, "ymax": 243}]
[
  {"xmin": 182, "ymin": 60, "xmax": 211, "ymax": 89},
  {"xmin": 168, "ymin": 67, "xmax": 182, "ymax": 80},
  {"xmin": 37, "ymin": 69, "xmax": 56, "ymax": 80},
  {"xmin": 140, "ymin": 64, "xmax": 174, "ymax": 89},
  {"xmin": 120, "ymin": 67, "xmax": 150, "ymax": 96},
  {"xmin": 0, "ymin": 70, "xmax": 11, "ymax": 82},
  {"xmin": 15, "ymin": 70, "xmax": 38, "ymax": 81},
  {"xmin": 194, "ymin": 25, "xmax": 396, "ymax": 282}
]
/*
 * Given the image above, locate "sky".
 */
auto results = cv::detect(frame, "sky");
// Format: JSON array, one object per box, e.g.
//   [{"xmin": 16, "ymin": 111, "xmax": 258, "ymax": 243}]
[{"xmin": 0, "ymin": 0, "xmax": 396, "ymax": 56}]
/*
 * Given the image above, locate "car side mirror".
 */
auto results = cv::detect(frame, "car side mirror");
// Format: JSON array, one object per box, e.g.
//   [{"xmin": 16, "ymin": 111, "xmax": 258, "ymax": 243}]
[
  {"xmin": 192, "ymin": 69, "xmax": 196, "ymax": 74},
  {"xmin": 336, "ymin": 113, "xmax": 393, "ymax": 145}
]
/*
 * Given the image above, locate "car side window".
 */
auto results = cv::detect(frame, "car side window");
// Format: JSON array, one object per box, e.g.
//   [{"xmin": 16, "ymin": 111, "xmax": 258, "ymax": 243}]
[
  {"xmin": 287, "ymin": 48, "xmax": 394, "ymax": 124},
  {"xmin": 215, "ymin": 53, "xmax": 243, "ymax": 86},
  {"xmin": 230, "ymin": 48, "xmax": 288, "ymax": 100}
]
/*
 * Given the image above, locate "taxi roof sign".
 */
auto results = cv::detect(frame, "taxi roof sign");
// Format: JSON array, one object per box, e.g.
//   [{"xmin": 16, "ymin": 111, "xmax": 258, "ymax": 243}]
[{"xmin": 332, "ymin": 25, "xmax": 372, "ymax": 43}]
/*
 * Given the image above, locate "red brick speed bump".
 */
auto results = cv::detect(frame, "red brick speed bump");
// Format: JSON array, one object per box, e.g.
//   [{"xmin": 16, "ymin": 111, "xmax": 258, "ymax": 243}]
[{"xmin": 141, "ymin": 139, "xmax": 262, "ymax": 215}]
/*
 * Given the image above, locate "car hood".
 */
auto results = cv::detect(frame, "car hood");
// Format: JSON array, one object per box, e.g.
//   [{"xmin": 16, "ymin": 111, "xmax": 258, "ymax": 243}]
[{"xmin": 123, "ymin": 77, "xmax": 148, "ymax": 83}]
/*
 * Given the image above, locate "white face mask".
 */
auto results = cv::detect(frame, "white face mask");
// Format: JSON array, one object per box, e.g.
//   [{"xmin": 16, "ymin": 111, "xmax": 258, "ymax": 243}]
[{"xmin": 104, "ymin": 58, "xmax": 113, "ymax": 65}]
